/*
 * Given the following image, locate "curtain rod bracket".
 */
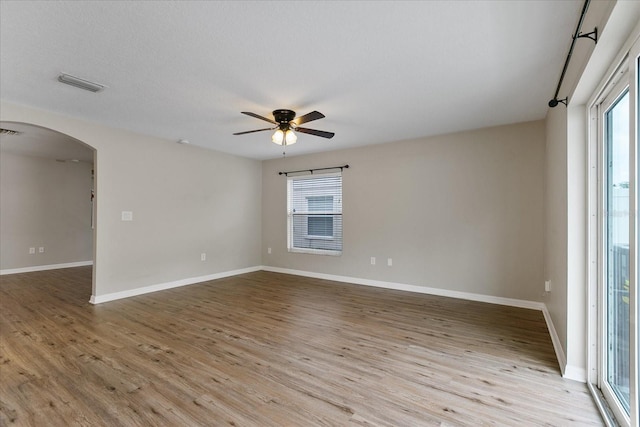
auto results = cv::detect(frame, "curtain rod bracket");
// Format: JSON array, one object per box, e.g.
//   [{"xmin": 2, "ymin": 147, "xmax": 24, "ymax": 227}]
[
  {"xmin": 548, "ymin": 97, "xmax": 568, "ymax": 108},
  {"xmin": 576, "ymin": 27, "xmax": 597, "ymax": 44}
]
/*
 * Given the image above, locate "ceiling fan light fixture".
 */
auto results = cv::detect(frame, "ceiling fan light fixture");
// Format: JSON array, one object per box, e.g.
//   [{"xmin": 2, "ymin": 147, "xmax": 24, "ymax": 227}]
[
  {"xmin": 285, "ymin": 129, "xmax": 297, "ymax": 145},
  {"xmin": 272, "ymin": 129, "xmax": 284, "ymax": 145}
]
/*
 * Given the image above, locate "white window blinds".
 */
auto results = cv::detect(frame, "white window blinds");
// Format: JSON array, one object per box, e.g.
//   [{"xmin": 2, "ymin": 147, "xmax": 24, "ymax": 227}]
[{"xmin": 287, "ymin": 172, "xmax": 342, "ymax": 255}]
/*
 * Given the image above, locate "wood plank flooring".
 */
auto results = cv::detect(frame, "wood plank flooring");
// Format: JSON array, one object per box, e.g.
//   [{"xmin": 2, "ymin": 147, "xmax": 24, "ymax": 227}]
[{"xmin": 0, "ymin": 267, "xmax": 602, "ymax": 426}]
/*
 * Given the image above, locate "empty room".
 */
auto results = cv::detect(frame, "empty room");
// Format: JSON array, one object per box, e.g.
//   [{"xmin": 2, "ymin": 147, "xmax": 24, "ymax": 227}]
[{"xmin": 1, "ymin": 1, "xmax": 638, "ymax": 426}]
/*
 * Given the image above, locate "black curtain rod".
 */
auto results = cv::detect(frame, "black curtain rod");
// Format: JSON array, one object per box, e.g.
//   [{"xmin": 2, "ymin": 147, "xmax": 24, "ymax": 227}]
[
  {"xmin": 548, "ymin": 0, "xmax": 597, "ymax": 108},
  {"xmin": 278, "ymin": 164, "xmax": 349, "ymax": 176}
]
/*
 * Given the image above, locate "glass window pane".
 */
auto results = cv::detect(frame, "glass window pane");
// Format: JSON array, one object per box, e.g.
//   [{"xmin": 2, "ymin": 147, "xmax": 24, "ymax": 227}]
[
  {"xmin": 605, "ymin": 89, "xmax": 630, "ymax": 414},
  {"xmin": 308, "ymin": 196, "xmax": 333, "ymax": 211},
  {"xmin": 308, "ymin": 216, "xmax": 333, "ymax": 236}
]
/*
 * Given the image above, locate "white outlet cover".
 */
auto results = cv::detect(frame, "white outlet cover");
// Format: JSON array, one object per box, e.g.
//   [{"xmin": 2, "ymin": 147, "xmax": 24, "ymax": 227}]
[
  {"xmin": 387, "ymin": 258, "xmax": 392, "ymax": 266},
  {"xmin": 121, "ymin": 211, "xmax": 133, "ymax": 221},
  {"xmin": 29, "ymin": 247, "xmax": 35, "ymax": 254},
  {"xmin": 370, "ymin": 257, "xmax": 376, "ymax": 265},
  {"xmin": 38, "ymin": 247, "xmax": 45, "ymax": 253}
]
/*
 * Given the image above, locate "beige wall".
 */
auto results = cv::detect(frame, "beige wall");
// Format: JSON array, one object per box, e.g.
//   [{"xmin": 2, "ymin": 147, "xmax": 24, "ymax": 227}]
[
  {"xmin": 0, "ymin": 152, "xmax": 93, "ymax": 269},
  {"xmin": 0, "ymin": 102, "xmax": 262, "ymax": 299},
  {"xmin": 544, "ymin": 105, "xmax": 568, "ymax": 360},
  {"xmin": 263, "ymin": 120, "xmax": 545, "ymax": 301}
]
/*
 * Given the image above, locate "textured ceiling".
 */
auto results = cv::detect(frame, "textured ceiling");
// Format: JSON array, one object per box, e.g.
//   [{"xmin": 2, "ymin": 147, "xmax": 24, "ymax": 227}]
[{"xmin": 0, "ymin": 1, "xmax": 582, "ymax": 160}]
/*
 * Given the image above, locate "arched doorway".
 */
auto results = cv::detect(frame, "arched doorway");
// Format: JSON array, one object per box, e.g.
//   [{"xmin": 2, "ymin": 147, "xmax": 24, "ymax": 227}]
[{"xmin": 0, "ymin": 121, "xmax": 97, "ymax": 299}]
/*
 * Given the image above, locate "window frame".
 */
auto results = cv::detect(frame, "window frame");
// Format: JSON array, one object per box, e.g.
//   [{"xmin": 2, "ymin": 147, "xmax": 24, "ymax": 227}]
[
  {"xmin": 286, "ymin": 172, "xmax": 343, "ymax": 256},
  {"xmin": 599, "ymin": 77, "xmax": 631, "ymax": 423}
]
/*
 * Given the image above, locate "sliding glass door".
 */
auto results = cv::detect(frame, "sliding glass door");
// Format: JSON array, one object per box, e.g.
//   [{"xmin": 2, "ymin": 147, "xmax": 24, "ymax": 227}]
[
  {"xmin": 603, "ymin": 85, "xmax": 630, "ymax": 417},
  {"xmin": 590, "ymin": 35, "xmax": 638, "ymax": 427}
]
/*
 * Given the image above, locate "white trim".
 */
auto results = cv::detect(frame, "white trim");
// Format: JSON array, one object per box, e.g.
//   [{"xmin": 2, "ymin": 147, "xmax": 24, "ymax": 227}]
[
  {"xmin": 90, "ymin": 264, "xmax": 546, "ymax": 309},
  {"xmin": 565, "ymin": 365, "xmax": 588, "ymax": 383},
  {"xmin": 0, "ymin": 261, "xmax": 93, "ymax": 275},
  {"xmin": 89, "ymin": 266, "xmax": 261, "ymax": 304},
  {"xmin": 261, "ymin": 266, "xmax": 545, "ymax": 310},
  {"xmin": 629, "ymin": 30, "xmax": 639, "ymax": 427},
  {"xmin": 540, "ymin": 306, "xmax": 586, "ymax": 381},
  {"xmin": 541, "ymin": 305, "xmax": 568, "ymax": 377},
  {"xmin": 288, "ymin": 248, "xmax": 342, "ymax": 256}
]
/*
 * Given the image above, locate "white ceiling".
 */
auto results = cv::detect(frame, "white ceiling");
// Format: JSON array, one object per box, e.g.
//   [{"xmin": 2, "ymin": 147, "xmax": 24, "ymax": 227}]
[{"xmin": 0, "ymin": 1, "xmax": 582, "ymax": 160}]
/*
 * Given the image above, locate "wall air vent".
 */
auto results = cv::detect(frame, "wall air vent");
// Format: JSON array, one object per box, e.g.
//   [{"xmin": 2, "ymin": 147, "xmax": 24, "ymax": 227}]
[
  {"xmin": 0, "ymin": 128, "xmax": 21, "ymax": 136},
  {"xmin": 58, "ymin": 73, "xmax": 105, "ymax": 93}
]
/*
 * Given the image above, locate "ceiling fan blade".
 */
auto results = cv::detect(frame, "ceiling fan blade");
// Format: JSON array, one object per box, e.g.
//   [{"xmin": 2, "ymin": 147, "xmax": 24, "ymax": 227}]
[
  {"xmin": 233, "ymin": 127, "xmax": 273, "ymax": 135},
  {"xmin": 293, "ymin": 111, "xmax": 325, "ymax": 125},
  {"xmin": 241, "ymin": 111, "xmax": 277, "ymax": 125},
  {"xmin": 296, "ymin": 127, "xmax": 335, "ymax": 139}
]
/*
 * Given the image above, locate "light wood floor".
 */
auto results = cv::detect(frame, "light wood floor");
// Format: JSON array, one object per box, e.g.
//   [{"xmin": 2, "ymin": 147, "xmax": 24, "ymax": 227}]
[{"xmin": 1, "ymin": 267, "xmax": 602, "ymax": 426}]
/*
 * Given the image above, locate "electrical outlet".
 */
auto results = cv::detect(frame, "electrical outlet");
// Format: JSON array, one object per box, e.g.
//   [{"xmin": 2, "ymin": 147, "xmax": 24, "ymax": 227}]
[
  {"xmin": 29, "ymin": 247, "xmax": 35, "ymax": 255},
  {"xmin": 200, "ymin": 253, "xmax": 206, "ymax": 261},
  {"xmin": 38, "ymin": 247, "xmax": 45, "ymax": 253},
  {"xmin": 387, "ymin": 258, "xmax": 393, "ymax": 266},
  {"xmin": 268, "ymin": 247, "xmax": 272, "ymax": 254},
  {"xmin": 370, "ymin": 257, "xmax": 376, "ymax": 265},
  {"xmin": 121, "ymin": 211, "xmax": 133, "ymax": 221},
  {"xmin": 545, "ymin": 280, "xmax": 551, "ymax": 292}
]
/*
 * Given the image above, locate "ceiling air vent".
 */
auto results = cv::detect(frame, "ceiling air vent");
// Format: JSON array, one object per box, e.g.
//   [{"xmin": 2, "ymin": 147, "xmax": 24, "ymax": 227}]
[
  {"xmin": 0, "ymin": 128, "xmax": 21, "ymax": 136},
  {"xmin": 58, "ymin": 73, "xmax": 105, "ymax": 93}
]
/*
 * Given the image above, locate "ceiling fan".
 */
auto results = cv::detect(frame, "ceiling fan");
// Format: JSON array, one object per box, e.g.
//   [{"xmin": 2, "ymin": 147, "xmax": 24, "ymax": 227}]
[{"xmin": 233, "ymin": 109, "xmax": 335, "ymax": 146}]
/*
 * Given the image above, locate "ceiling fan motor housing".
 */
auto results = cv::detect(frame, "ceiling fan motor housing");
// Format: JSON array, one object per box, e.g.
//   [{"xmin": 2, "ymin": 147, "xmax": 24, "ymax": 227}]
[{"xmin": 273, "ymin": 109, "xmax": 296, "ymax": 124}]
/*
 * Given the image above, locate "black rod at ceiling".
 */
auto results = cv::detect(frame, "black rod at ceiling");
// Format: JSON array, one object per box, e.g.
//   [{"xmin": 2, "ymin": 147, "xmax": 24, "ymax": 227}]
[
  {"xmin": 278, "ymin": 164, "xmax": 349, "ymax": 176},
  {"xmin": 548, "ymin": 0, "xmax": 598, "ymax": 108}
]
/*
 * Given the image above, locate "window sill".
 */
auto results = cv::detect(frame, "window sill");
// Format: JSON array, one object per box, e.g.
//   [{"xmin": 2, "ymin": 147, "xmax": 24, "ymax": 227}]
[
  {"xmin": 288, "ymin": 247, "xmax": 342, "ymax": 256},
  {"xmin": 304, "ymin": 235, "xmax": 335, "ymax": 240}
]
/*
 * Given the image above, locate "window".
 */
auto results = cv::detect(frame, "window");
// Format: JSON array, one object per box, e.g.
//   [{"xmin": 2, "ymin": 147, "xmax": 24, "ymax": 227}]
[{"xmin": 287, "ymin": 173, "xmax": 342, "ymax": 255}]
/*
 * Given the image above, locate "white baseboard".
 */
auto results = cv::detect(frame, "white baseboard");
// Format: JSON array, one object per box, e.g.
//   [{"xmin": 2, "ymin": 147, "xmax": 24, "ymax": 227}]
[
  {"xmin": 563, "ymin": 365, "xmax": 587, "ymax": 382},
  {"xmin": 261, "ymin": 266, "xmax": 545, "ymax": 311},
  {"xmin": 540, "ymin": 305, "xmax": 587, "ymax": 382},
  {"xmin": 89, "ymin": 266, "xmax": 262, "ymax": 304},
  {"xmin": 541, "ymin": 305, "xmax": 568, "ymax": 377},
  {"xmin": 0, "ymin": 260, "xmax": 93, "ymax": 276}
]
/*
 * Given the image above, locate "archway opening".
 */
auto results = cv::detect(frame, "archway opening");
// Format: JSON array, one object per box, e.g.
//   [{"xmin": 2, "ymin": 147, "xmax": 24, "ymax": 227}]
[{"xmin": 0, "ymin": 121, "xmax": 97, "ymax": 300}]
